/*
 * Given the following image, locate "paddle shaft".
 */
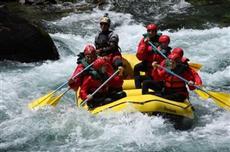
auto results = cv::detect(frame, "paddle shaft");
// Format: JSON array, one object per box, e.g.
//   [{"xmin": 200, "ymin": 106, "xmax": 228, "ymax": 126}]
[
  {"xmin": 53, "ymin": 62, "xmax": 94, "ymax": 93},
  {"xmin": 149, "ymin": 41, "xmax": 202, "ymax": 71},
  {"xmin": 158, "ymin": 65, "xmax": 230, "ymax": 110},
  {"xmin": 61, "ymin": 87, "xmax": 71, "ymax": 96},
  {"xmin": 80, "ymin": 69, "xmax": 120, "ymax": 106},
  {"xmin": 157, "ymin": 65, "xmax": 209, "ymax": 95},
  {"xmin": 148, "ymin": 41, "xmax": 168, "ymax": 59}
]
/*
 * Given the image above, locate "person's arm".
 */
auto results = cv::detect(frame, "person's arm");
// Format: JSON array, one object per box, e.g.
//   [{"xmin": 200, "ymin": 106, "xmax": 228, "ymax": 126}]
[
  {"xmin": 68, "ymin": 64, "xmax": 84, "ymax": 90},
  {"xmin": 99, "ymin": 33, "xmax": 119, "ymax": 55},
  {"xmin": 93, "ymin": 57, "xmax": 107, "ymax": 70},
  {"xmin": 156, "ymin": 60, "xmax": 168, "ymax": 77},
  {"xmin": 109, "ymin": 74, "xmax": 123, "ymax": 89},
  {"xmin": 184, "ymin": 68, "xmax": 202, "ymax": 90},
  {"xmin": 191, "ymin": 68, "xmax": 202, "ymax": 85},
  {"xmin": 79, "ymin": 76, "xmax": 91, "ymax": 100},
  {"xmin": 108, "ymin": 33, "xmax": 119, "ymax": 51},
  {"xmin": 94, "ymin": 33, "xmax": 100, "ymax": 50},
  {"xmin": 112, "ymin": 55, "xmax": 123, "ymax": 68},
  {"xmin": 136, "ymin": 38, "xmax": 148, "ymax": 60}
]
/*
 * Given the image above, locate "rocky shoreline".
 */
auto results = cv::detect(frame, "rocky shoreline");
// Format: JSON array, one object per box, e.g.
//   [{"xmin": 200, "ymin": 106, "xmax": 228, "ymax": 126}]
[
  {"xmin": 0, "ymin": 1, "xmax": 106, "ymax": 62},
  {"xmin": 0, "ymin": 0, "xmax": 229, "ymax": 62}
]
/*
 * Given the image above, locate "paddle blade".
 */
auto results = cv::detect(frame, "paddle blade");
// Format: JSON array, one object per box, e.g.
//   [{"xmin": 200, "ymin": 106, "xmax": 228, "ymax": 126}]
[
  {"xmin": 209, "ymin": 91, "xmax": 230, "ymax": 99},
  {"xmin": 189, "ymin": 62, "xmax": 203, "ymax": 71},
  {"xmin": 28, "ymin": 92, "xmax": 54, "ymax": 110},
  {"xmin": 208, "ymin": 91, "xmax": 230, "ymax": 110},
  {"xmin": 195, "ymin": 89, "xmax": 230, "ymax": 110},
  {"xmin": 48, "ymin": 93, "xmax": 65, "ymax": 107},
  {"xmin": 195, "ymin": 89, "xmax": 209, "ymax": 99},
  {"xmin": 48, "ymin": 88, "xmax": 70, "ymax": 106}
]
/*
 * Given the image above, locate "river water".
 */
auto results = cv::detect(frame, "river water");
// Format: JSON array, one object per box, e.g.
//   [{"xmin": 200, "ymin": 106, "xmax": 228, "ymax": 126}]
[{"xmin": 0, "ymin": 1, "xmax": 230, "ymax": 152}]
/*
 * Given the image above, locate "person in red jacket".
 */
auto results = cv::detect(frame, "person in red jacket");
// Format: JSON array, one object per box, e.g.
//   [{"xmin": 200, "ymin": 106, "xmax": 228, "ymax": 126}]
[
  {"xmin": 80, "ymin": 57, "xmax": 125, "ymax": 109},
  {"xmin": 134, "ymin": 26, "xmax": 171, "ymax": 88},
  {"xmin": 157, "ymin": 35, "xmax": 171, "ymax": 56},
  {"xmin": 68, "ymin": 44, "xmax": 97, "ymax": 92},
  {"xmin": 142, "ymin": 48, "xmax": 202, "ymax": 102},
  {"xmin": 151, "ymin": 35, "xmax": 172, "ymax": 81}
]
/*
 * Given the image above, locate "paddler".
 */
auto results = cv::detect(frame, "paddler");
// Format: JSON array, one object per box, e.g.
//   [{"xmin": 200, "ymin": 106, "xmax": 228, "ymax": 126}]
[
  {"xmin": 94, "ymin": 13, "xmax": 124, "ymax": 74},
  {"xmin": 134, "ymin": 24, "xmax": 171, "ymax": 88},
  {"xmin": 142, "ymin": 48, "xmax": 202, "ymax": 102},
  {"xmin": 68, "ymin": 44, "xmax": 125, "ymax": 108}
]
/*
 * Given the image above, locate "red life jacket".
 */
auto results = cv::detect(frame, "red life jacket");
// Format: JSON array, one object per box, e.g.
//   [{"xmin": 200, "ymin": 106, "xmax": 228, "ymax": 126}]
[
  {"xmin": 163, "ymin": 70, "xmax": 189, "ymax": 99},
  {"xmin": 80, "ymin": 57, "xmax": 123, "ymax": 100},
  {"xmin": 165, "ymin": 74, "xmax": 186, "ymax": 88},
  {"xmin": 93, "ymin": 57, "xmax": 123, "ymax": 89},
  {"xmin": 136, "ymin": 33, "xmax": 161, "ymax": 62},
  {"xmin": 164, "ymin": 60, "xmax": 189, "ymax": 88},
  {"xmin": 102, "ymin": 52, "xmax": 122, "ymax": 68},
  {"xmin": 80, "ymin": 75, "xmax": 108, "ymax": 100},
  {"xmin": 68, "ymin": 64, "xmax": 85, "ymax": 91}
]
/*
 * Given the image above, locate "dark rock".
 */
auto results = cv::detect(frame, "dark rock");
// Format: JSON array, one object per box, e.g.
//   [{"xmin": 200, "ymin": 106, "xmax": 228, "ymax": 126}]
[
  {"xmin": 63, "ymin": 2, "xmax": 74, "ymax": 6},
  {"xmin": 19, "ymin": 0, "xmax": 57, "ymax": 5},
  {"xmin": 186, "ymin": 0, "xmax": 229, "ymax": 6},
  {"xmin": 0, "ymin": 0, "xmax": 17, "ymax": 2},
  {"xmin": 0, "ymin": 9, "xmax": 59, "ymax": 62}
]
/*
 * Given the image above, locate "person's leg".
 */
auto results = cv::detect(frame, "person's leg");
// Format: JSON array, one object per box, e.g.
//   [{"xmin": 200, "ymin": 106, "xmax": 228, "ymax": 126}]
[
  {"xmin": 163, "ymin": 88, "xmax": 188, "ymax": 102},
  {"xmin": 134, "ymin": 61, "xmax": 148, "ymax": 88},
  {"xmin": 142, "ymin": 80, "xmax": 163, "ymax": 95},
  {"xmin": 108, "ymin": 87, "xmax": 127, "ymax": 101},
  {"xmin": 87, "ymin": 94, "xmax": 107, "ymax": 108},
  {"xmin": 164, "ymin": 93, "xmax": 187, "ymax": 102}
]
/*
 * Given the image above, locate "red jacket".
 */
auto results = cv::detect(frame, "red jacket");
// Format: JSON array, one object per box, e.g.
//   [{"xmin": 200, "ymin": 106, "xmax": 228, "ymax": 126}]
[
  {"xmin": 136, "ymin": 38, "xmax": 154, "ymax": 62},
  {"xmin": 137, "ymin": 38, "xmax": 169, "ymax": 78},
  {"xmin": 93, "ymin": 57, "xmax": 123, "ymax": 88},
  {"xmin": 102, "ymin": 51, "xmax": 123, "ymax": 68},
  {"xmin": 79, "ymin": 58, "xmax": 123, "ymax": 101},
  {"xmin": 68, "ymin": 64, "xmax": 85, "ymax": 91},
  {"xmin": 80, "ymin": 75, "xmax": 108, "ymax": 100},
  {"xmin": 157, "ymin": 59, "xmax": 202, "ymax": 90}
]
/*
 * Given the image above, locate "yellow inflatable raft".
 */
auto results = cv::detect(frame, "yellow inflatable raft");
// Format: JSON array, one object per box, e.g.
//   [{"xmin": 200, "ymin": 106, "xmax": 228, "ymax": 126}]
[{"xmin": 76, "ymin": 54, "xmax": 195, "ymax": 129}]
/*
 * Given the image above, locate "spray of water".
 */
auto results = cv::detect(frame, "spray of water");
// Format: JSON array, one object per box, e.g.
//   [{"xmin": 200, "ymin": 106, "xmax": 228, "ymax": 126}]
[{"xmin": 0, "ymin": 7, "xmax": 230, "ymax": 152}]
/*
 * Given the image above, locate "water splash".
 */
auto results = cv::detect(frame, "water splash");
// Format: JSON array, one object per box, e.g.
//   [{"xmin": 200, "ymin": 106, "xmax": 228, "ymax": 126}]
[{"xmin": 1, "ymin": 8, "xmax": 230, "ymax": 152}]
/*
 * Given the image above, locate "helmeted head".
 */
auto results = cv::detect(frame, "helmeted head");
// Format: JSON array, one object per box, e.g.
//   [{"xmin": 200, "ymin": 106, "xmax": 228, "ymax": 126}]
[
  {"xmin": 159, "ymin": 35, "xmax": 170, "ymax": 49},
  {"xmin": 84, "ymin": 44, "xmax": 96, "ymax": 55},
  {"xmin": 146, "ymin": 23, "xmax": 158, "ymax": 31},
  {"xmin": 159, "ymin": 35, "xmax": 170, "ymax": 44},
  {"xmin": 168, "ymin": 47, "xmax": 184, "ymax": 68},
  {"xmin": 100, "ymin": 16, "xmax": 111, "ymax": 25},
  {"xmin": 168, "ymin": 53, "xmax": 181, "ymax": 61},
  {"xmin": 171, "ymin": 47, "xmax": 184, "ymax": 58},
  {"xmin": 100, "ymin": 13, "xmax": 111, "ymax": 31},
  {"xmin": 84, "ymin": 44, "xmax": 97, "ymax": 63},
  {"xmin": 168, "ymin": 53, "xmax": 181, "ymax": 69},
  {"xmin": 146, "ymin": 23, "xmax": 158, "ymax": 38}
]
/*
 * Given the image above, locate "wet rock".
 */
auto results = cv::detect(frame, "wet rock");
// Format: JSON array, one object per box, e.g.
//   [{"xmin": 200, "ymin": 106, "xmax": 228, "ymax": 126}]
[
  {"xmin": 19, "ymin": 0, "xmax": 57, "ymax": 5},
  {"xmin": 0, "ymin": 9, "xmax": 59, "ymax": 62},
  {"xmin": 37, "ymin": 0, "xmax": 57, "ymax": 5},
  {"xmin": 0, "ymin": 0, "xmax": 17, "ymax": 2},
  {"xmin": 186, "ymin": 0, "xmax": 227, "ymax": 6}
]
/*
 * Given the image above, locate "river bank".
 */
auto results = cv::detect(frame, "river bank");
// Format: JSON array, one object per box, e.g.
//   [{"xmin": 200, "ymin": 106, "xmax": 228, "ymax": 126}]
[
  {"xmin": 1, "ymin": 1, "xmax": 230, "ymax": 31},
  {"xmin": 0, "ymin": 1, "xmax": 230, "ymax": 152}
]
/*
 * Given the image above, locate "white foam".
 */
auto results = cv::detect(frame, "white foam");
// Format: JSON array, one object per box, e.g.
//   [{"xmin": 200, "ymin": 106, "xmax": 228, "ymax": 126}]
[{"xmin": 1, "ymin": 8, "xmax": 230, "ymax": 152}]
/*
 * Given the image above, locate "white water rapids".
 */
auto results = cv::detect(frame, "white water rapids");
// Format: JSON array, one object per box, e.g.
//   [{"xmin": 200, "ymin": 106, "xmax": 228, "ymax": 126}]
[{"xmin": 0, "ymin": 8, "xmax": 230, "ymax": 152}]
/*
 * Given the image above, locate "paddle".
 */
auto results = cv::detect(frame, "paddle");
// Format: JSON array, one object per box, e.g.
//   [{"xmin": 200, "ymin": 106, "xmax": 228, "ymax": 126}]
[
  {"xmin": 148, "ymin": 41, "xmax": 202, "ymax": 71},
  {"xmin": 28, "ymin": 62, "xmax": 94, "ymax": 110},
  {"xmin": 157, "ymin": 64, "xmax": 230, "ymax": 110},
  {"xmin": 48, "ymin": 88, "xmax": 71, "ymax": 107},
  {"xmin": 80, "ymin": 69, "xmax": 120, "ymax": 107}
]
